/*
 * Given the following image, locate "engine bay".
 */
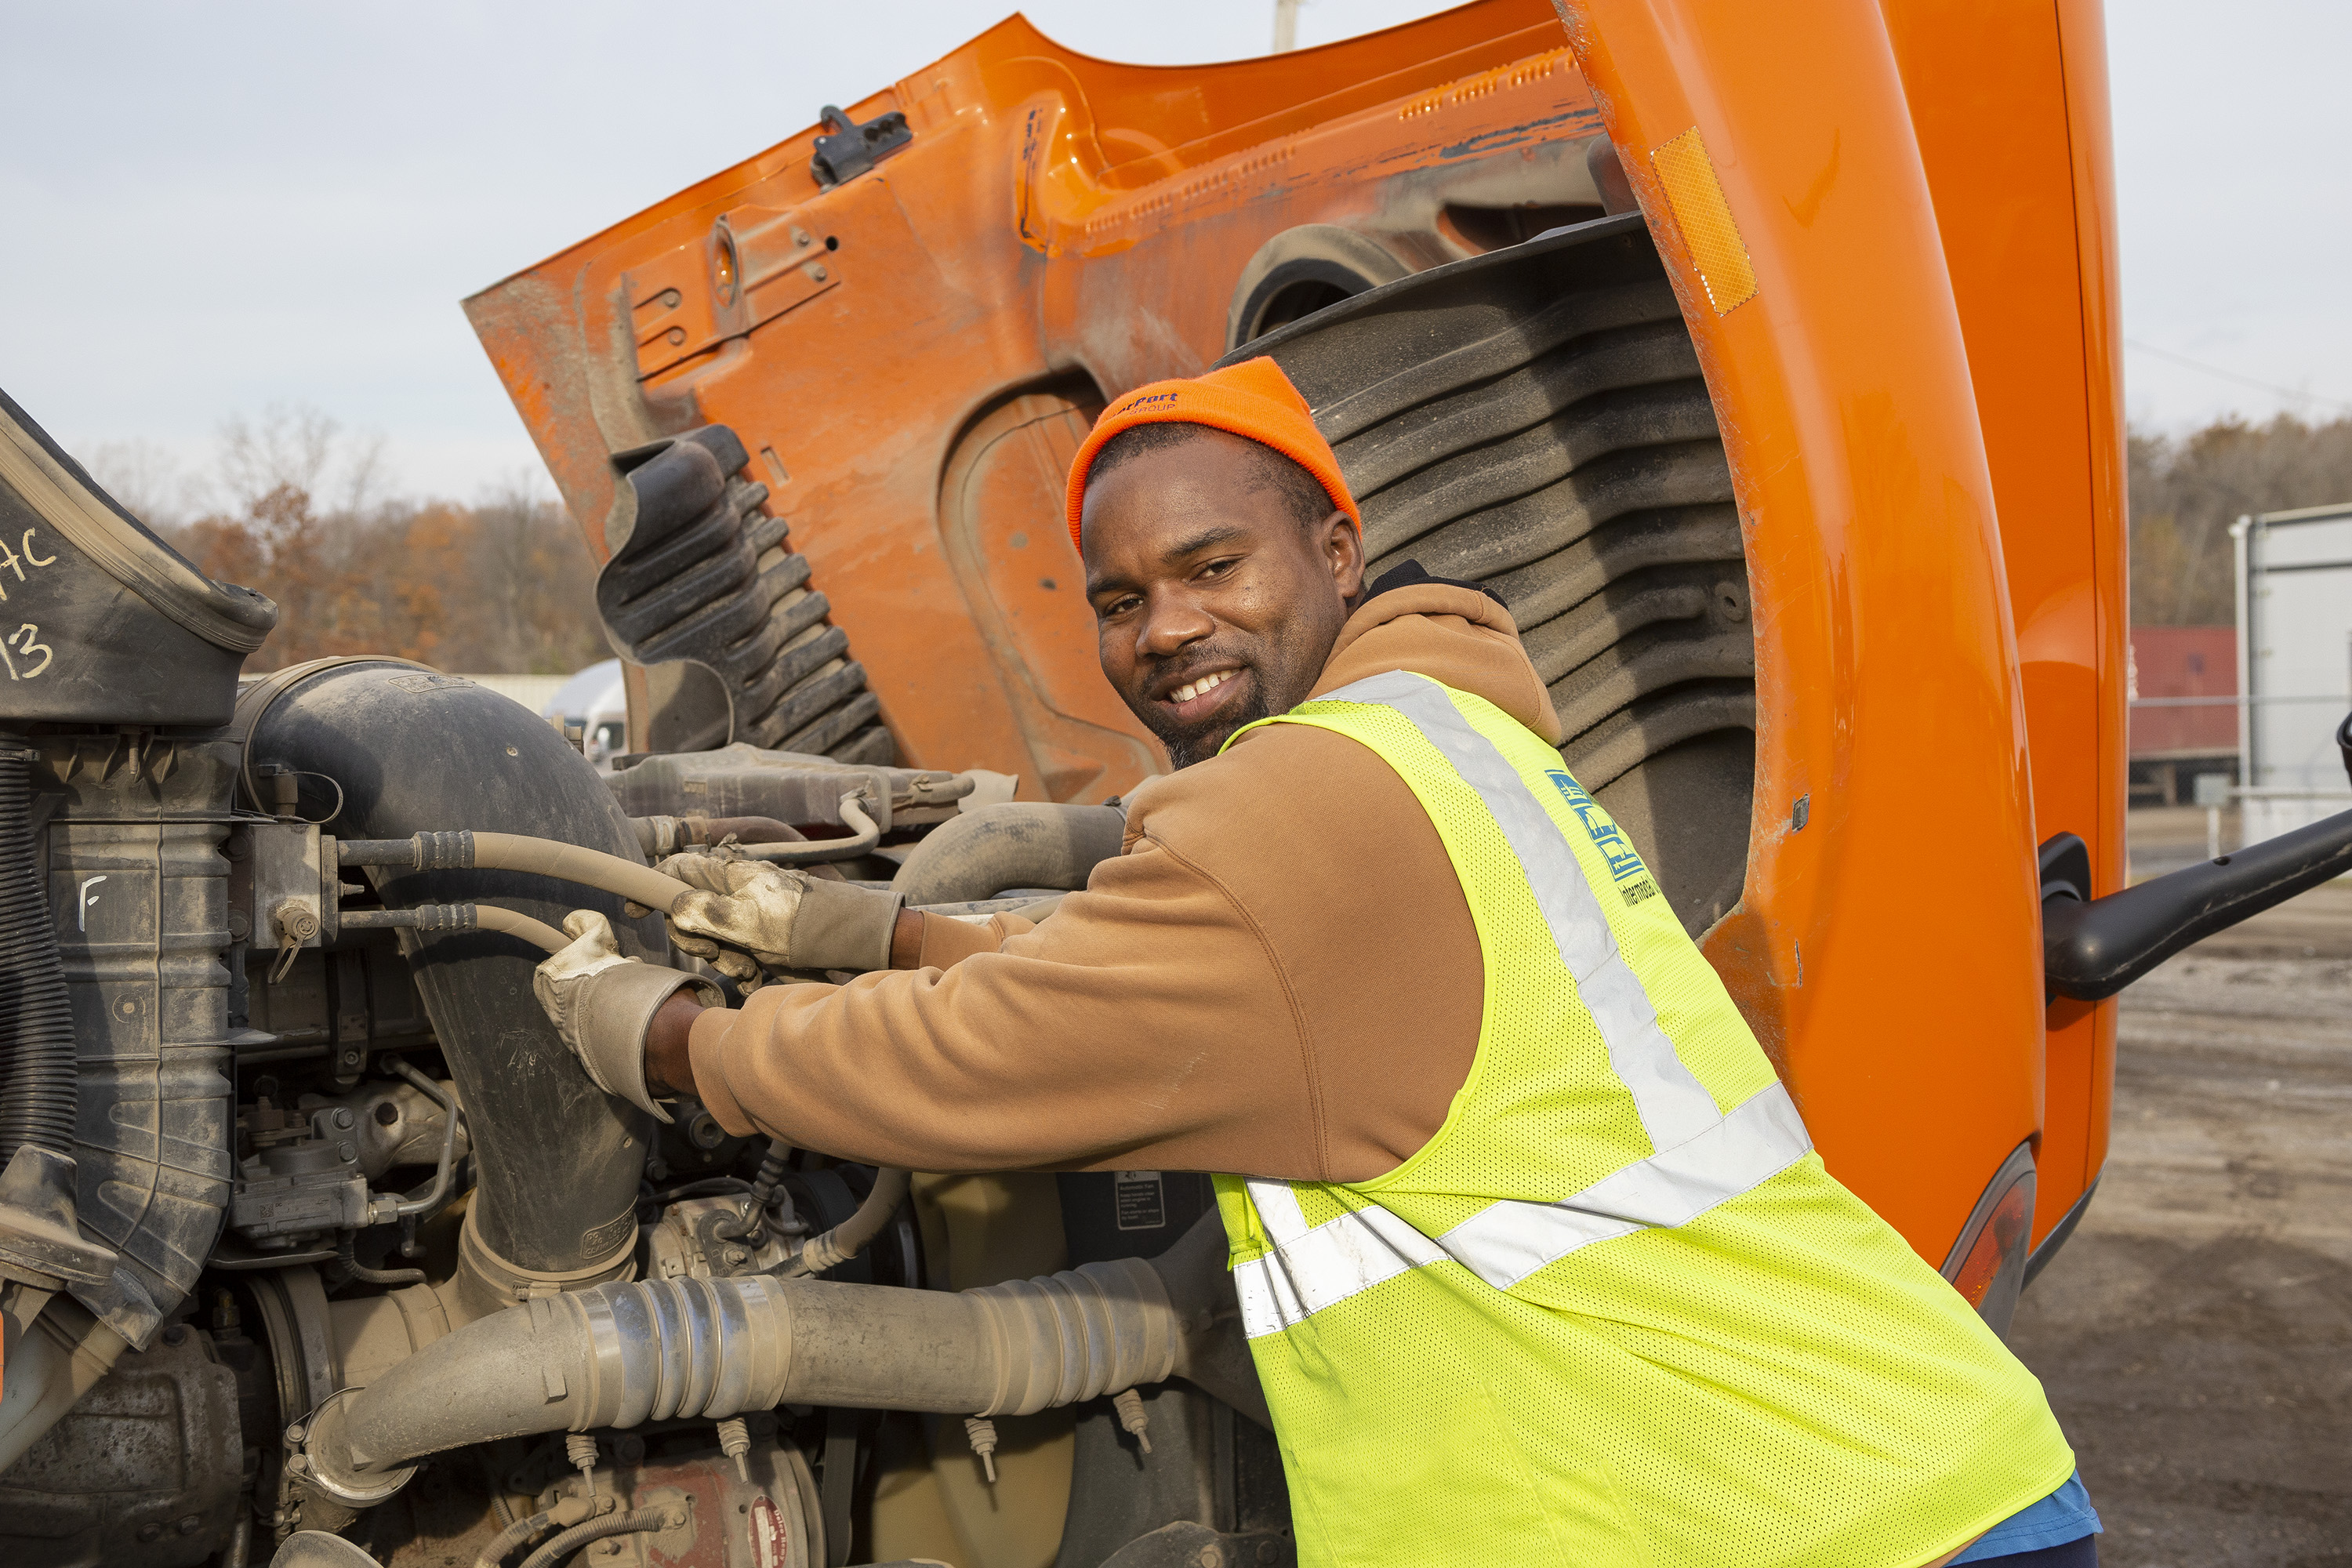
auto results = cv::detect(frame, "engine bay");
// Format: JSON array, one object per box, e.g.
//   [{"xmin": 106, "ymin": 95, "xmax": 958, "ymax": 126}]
[{"xmin": 0, "ymin": 619, "xmax": 1278, "ymax": 1568}]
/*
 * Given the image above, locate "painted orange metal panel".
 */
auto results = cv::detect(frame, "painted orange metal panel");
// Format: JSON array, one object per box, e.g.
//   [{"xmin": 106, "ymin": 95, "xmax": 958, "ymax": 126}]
[
  {"xmin": 1877, "ymin": 0, "xmax": 2127, "ymax": 1244},
  {"xmin": 471, "ymin": 0, "xmax": 2121, "ymax": 1268},
  {"xmin": 2054, "ymin": 0, "xmax": 2128, "ymax": 1214},
  {"xmin": 465, "ymin": 1, "xmax": 1600, "ymax": 797},
  {"xmin": 1559, "ymin": 0, "xmax": 2047, "ymax": 1255}
]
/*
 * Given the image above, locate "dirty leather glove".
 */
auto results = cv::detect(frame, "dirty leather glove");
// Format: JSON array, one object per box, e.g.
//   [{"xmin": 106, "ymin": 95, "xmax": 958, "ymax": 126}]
[
  {"xmin": 661, "ymin": 852, "xmax": 906, "ymax": 980},
  {"xmin": 531, "ymin": 910, "xmax": 717, "ymax": 1123}
]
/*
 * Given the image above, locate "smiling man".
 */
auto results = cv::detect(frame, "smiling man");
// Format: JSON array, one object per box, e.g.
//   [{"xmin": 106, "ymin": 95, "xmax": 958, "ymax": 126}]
[{"xmin": 533, "ymin": 358, "xmax": 2099, "ymax": 1567}]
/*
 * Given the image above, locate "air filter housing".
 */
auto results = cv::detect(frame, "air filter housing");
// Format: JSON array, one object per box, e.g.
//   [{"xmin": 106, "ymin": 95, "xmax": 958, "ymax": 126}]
[{"xmin": 0, "ymin": 390, "xmax": 276, "ymax": 725}]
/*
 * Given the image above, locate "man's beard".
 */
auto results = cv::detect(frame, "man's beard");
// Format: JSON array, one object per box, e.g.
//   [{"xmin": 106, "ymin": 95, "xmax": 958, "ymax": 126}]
[
  {"xmin": 1149, "ymin": 677, "xmax": 1275, "ymax": 769},
  {"xmin": 1123, "ymin": 605, "xmax": 1345, "ymax": 770}
]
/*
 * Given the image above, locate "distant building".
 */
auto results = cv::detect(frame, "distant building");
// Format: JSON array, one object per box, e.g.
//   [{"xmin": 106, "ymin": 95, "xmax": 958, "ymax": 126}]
[
  {"xmin": 2235, "ymin": 501, "xmax": 2352, "ymax": 844},
  {"xmin": 2128, "ymin": 626, "xmax": 2237, "ymax": 806}
]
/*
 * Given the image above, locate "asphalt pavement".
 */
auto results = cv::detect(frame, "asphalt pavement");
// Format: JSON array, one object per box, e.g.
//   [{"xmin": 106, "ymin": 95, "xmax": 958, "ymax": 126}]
[{"xmin": 2006, "ymin": 822, "xmax": 2351, "ymax": 1566}]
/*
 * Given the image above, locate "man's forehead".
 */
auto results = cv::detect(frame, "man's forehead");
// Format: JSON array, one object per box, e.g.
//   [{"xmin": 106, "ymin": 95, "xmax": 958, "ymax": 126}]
[{"xmin": 1083, "ymin": 438, "xmax": 1286, "ymax": 558}]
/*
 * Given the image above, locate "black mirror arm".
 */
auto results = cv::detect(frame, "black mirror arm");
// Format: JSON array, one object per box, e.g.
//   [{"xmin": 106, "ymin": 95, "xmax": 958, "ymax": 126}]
[{"xmin": 2043, "ymin": 805, "xmax": 2352, "ymax": 1002}]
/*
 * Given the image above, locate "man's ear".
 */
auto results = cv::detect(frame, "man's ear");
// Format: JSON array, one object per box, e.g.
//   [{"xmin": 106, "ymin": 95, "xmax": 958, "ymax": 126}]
[{"xmin": 1322, "ymin": 510, "xmax": 1365, "ymax": 601}]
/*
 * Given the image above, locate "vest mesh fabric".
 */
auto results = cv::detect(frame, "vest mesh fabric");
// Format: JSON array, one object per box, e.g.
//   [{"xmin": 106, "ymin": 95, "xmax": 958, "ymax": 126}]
[{"xmin": 1213, "ymin": 673, "xmax": 2072, "ymax": 1567}]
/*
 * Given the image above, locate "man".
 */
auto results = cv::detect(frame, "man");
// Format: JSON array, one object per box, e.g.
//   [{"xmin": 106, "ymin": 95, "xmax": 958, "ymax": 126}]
[{"xmin": 535, "ymin": 358, "xmax": 2102, "ymax": 1566}]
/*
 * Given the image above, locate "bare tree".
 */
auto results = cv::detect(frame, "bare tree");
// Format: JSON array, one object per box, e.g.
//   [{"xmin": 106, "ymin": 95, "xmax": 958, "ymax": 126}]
[
  {"xmin": 2129, "ymin": 414, "xmax": 2352, "ymax": 625},
  {"xmin": 215, "ymin": 405, "xmax": 343, "ymax": 518},
  {"xmin": 81, "ymin": 439, "xmax": 195, "ymax": 531},
  {"xmin": 164, "ymin": 409, "xmax": 607, "ymax": 674}
]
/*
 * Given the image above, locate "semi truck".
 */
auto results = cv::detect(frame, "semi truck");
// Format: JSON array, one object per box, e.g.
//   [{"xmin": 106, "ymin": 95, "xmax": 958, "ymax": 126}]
[{"xmin": 4, "ymin": 4, "xmax": 2350, "ymax": 1566}]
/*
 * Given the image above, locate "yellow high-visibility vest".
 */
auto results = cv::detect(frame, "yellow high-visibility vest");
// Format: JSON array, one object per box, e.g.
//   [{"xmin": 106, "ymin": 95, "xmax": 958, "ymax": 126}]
[{"xmin": 1213, "ymin": 671, "xmax": 2071, "ymax": 1567}]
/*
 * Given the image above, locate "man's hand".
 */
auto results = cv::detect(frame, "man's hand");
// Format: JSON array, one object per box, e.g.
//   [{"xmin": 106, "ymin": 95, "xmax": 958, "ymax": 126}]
[
  {"xmin": 662, "ymin": 853, "xmax": 906, "ymax": 979},
  {"xmin": 532, "ymin": 910, "xmax": 717, "ymax": 1122}
]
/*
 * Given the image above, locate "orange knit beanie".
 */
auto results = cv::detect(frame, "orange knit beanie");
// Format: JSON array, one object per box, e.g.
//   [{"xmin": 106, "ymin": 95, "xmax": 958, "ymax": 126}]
[{"xmin": 1064, "ymin": 357, "xmax": 1359, "ymax": 554}]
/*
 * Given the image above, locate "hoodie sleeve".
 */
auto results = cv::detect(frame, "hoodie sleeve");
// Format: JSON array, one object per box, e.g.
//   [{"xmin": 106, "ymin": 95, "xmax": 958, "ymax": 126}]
[
  {"xmin": 684, "ymin": 822, "xmax": 1327, "ymax": 1175},
  {"xmin": 684, "ymin": 666, "xmax": 1490, "ymax": 1181}
]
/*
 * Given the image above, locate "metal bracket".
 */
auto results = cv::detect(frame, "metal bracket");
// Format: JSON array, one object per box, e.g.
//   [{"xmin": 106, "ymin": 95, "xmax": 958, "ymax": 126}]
[{"xmin": 810, "ymin": 103, "xmax": 911, "ymax": 188}]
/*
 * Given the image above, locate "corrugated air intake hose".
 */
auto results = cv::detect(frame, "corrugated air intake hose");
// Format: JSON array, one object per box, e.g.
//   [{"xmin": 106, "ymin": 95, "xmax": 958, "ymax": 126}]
[{"xmin": 0, "ymin": 734, "xmax": 77, "ymax": 1169}]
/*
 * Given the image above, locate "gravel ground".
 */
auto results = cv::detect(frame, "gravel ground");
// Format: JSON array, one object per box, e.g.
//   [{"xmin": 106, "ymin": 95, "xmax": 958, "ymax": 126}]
[{"xmin": 2007, "ymin": 867, "xmax": 2352, "ymax": 1566}]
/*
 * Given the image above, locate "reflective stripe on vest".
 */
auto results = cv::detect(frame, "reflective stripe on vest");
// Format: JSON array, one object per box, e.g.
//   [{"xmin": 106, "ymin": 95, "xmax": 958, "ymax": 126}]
[{"xmin": 1231, "ymin": 670, "xmax": 1813, "ymax": 1339}]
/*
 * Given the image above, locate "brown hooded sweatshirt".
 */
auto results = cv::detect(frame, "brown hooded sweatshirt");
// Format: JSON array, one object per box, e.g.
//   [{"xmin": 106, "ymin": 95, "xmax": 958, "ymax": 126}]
[{"xmin": 685, "ymin": 582, "xmax": 1564, "ymax": 1182}]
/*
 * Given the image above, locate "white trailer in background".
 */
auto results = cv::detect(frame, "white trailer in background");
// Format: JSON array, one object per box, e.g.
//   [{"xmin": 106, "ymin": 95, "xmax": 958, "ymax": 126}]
[{"xmin": 2234, "ymin": 502, "xmax": 2352, "ymax": 848}]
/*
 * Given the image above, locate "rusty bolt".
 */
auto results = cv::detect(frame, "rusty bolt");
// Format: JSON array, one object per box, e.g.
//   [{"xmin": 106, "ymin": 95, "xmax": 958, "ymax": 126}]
[
  {"xmin": 1195, "ymin": 1548, "xmax": 1223, "ymax": 1568},
  {"xmin": 285, "ymin": 1423, "xmax": 307, "ymax": 1445},
  {"xmin": 137, "ymin": 1523, "xmax": 165, "ymax": 1543},
  {"xmin": 332, "ymin": 1108, "xmax": 354, "ymax": 1129},
  {"xmin": 177, "ymin": 1514, "xmax": 203, "ymax": 1534},
  {"xmin": 337, "ymin": 1142, "xmax": 356, "ymax": 1162},
  {"xmin": 723, "ymin": 1246, "xmax": 749, "ymax": 1266}
]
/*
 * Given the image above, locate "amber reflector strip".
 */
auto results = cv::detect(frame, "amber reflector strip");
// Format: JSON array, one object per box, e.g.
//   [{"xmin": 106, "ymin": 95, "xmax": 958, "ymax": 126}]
[
  {"xmin": 1950, "ymin": 1177, "xmax": 2034, "ymax": 1308},
  {"xmin": 1651, "ymin": 127, "xmax": 1759, "ymax": 315}
]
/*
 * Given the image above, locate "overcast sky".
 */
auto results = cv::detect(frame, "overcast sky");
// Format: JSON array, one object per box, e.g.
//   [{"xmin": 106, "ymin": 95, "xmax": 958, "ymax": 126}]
[{"xmin": 4, "ymin": 1, "xmax": 2347, "ymax": 513}]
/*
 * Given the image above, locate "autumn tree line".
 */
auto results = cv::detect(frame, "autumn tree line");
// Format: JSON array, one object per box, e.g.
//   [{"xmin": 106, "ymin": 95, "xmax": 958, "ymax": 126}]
[
  {"xmin": 89, "ymin": 405, "xmax": 2348, "ymax": 670},
  {"xmin": 92, "ymin": 408, "xmax": 608, "ymax": 675},
  {"xmin": 2128, "ymin": 412, "xmax": 2352, "ymax": 626}
]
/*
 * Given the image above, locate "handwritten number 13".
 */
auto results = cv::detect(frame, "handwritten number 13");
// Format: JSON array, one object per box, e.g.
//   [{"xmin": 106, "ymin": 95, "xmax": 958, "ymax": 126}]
[{"xmin": 0, "ymin": 625, "xmax": 53, "ymax": 680}]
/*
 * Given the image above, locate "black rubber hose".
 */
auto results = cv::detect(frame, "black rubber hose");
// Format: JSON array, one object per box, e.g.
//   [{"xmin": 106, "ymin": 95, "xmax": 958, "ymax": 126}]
[
  {"xmin": 474, "ymin": 1499, "xmax": 612, "ymax": 1568},
  {"xmin": 474, "ymin": 1508, "xmax": 558, "ymax": 1568},
  {"xmin": 336, "ymin": 1232, "xmax": 426, "ymax": 1288},
  {"xmin": 516, "ymin": 1505, "xmax": 673, "ymax": 1568},
  {"xmin": 0, "ymin": 735, "xmax": 77, "ymax": 1170}
]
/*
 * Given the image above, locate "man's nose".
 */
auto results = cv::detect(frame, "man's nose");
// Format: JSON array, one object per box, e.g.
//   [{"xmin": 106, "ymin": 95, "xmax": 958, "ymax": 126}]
[{"xmin": 1135, "ymin": 586, "xmax": 1215, "ymax": 659}]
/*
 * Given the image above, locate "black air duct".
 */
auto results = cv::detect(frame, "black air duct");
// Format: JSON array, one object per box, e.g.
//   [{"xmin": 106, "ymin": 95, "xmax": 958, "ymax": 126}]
[{"xmin": 238, "ymin": 659, "xmax": 668, "ymax": 1315}]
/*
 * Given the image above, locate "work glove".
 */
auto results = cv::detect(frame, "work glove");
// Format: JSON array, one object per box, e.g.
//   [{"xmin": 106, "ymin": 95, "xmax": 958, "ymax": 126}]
[
  {"xmin": 531, "ymin": 910, "xmax": 718, "ymax": 1123},
  {"xmin": 660, "ymin": 852, "xmax": 906, "ymax": 982}
]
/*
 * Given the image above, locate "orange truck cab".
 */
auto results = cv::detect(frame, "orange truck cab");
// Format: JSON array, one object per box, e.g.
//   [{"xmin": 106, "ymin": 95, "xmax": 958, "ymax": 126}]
[{"xmin": 459, "ymin": 2, "xmax": 2352, "ymax": 1558}]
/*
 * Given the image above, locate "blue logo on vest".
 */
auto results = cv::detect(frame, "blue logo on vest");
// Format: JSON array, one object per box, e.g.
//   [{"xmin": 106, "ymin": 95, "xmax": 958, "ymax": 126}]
[{"xmin": 1545, "ymin": 770, "xmax": 1648, "ymax": 883}]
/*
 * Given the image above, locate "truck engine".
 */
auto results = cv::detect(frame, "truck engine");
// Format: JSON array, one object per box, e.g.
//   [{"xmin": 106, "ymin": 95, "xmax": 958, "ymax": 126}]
[
  {"xmin": 11, "ymin": 4, "xmax": 2348, "ymax": 1564},
  {"xmin": 0, "ymin": 390, "xmax": 1284, "ymax": 1568}
]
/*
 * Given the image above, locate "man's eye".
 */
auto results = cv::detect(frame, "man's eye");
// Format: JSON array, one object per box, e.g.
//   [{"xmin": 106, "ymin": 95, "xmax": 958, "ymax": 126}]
[{"xmin": 1197, "ymin": 557, "xmax": 1240, "ymax": 580}]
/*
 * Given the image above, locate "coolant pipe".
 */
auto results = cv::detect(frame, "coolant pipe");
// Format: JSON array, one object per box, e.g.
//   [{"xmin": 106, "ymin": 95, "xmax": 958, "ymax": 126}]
[
  {"xmin": 339, "ymin": 833, "xmax": 692, "ymax": 915},
  {"xmin": 889, "ymin": 803, "xmax": 1125, "ymax": 906},
  {"xmin": 786, "ymin": 1167, "xmax": 909, "ymax": 1276},
  {"xmin": 630, "ymin": 798, "xmax": 881, "ymax": 869},
  {"xmin": 741, "ymin": 793, "xmax": 881, "ymax": 866},
  {"xmin": 339, "ymin": 903, "xmax": 569, "ymax": 954},
  {"xmin": 297, "ymin": 1255, "xmax": 1186, "ymax": 1503},
  {"xmin": 381, "ymin": 1058, "xmax": 463, "ymax": 1219}
]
